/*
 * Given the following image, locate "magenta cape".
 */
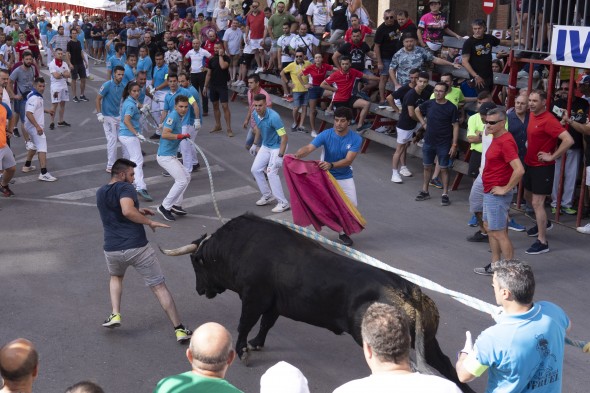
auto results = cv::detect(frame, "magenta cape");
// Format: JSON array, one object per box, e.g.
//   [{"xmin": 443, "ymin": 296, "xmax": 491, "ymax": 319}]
[{"xmin": 283, "ymin": 155, "xmax": 366, "ymax": 235}]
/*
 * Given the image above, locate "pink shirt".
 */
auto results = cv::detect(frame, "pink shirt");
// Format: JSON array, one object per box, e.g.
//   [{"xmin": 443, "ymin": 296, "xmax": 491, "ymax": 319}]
[
  {"xmin": 418, "ymin": 12, "xmax": 448, "ymax": 43},
  {"xmin": 247, "ymin": 87, "xmax": 272, "ymax": 127}
]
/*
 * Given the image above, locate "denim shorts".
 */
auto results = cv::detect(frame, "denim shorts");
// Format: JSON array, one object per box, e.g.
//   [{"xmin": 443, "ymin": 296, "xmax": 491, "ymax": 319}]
[
  {"xmin": 483, "ymin": 191, "xmax": 513, "ymax": 231},
  {"xmin": 469, "ymin": 174, "xmax": 484, "ymax": 213},
  {"xmin": 307, "ymin": 86, "xmax": 324, "ymax": 100},
  {"xmin": 381, "ymin": 58, "xmax": 392, "ymax": 76},
  {"xmin": 422, "ymin": 142, "xmax": 451, "ymax": 168},
  {"xmin": 292, "ymin": 91, "xmax": 309, "ymax": 106}
]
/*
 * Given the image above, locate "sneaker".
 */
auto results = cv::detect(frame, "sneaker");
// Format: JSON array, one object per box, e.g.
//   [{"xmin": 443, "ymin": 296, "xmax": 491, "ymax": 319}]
[
  {"xmin": 338, "ymin": 233, "xmax": 353, "ymax": 246},
  {"xmin": 468, "ymin": 214, "xmax": 478, "ymax": 227},
  {"xmin": 38, "ymin": 172, "xmax": 57, "ymax": 182},
  {"xmin": 391, "ymin": 171, "xmax": 403, "ymax": 183},
  {"xmin": 171, "ymin": 205, "xmax": 188, "ymax": 215},
  {"xmin": 57, "ymin": 121, "xmax": 71, "ymax": 127},
  {"xmin": 525, "ymin": 240, "xmax": 550, "ymax": 255},
  {"xmin": 137, "ymin": 189, "xmax": 153, "ymax": 202},
  {"xmin": 310, "ymin": 130, "xmax": 318, "ymax": 137},
  {"xmin": 399, "ymin": 166, "xmax": 412, "ymax": 177},
  {"xmin": 256, "ymin": 195, "xmax": 275, "ymax": 206},
  {"xmin": 415, "ymin": 191, "xmax": 430, "ymax": 201},
  {"xmin": 282, "ymin": 94, "xmax": 290, "ymax": 100},
  {"xmin": 149, "ymin": 133, "xmax": 161, "ymax": 140},
  {"xmin": 175, "ymin": 327, "xmax": 193, "ymax": 342},
  {"xmin": 192, "ymin": 163, "xmax": 201, "ymax": 172},
  {"xmin": 285, "ymin": 95, "xmax": 294, "ymax": 103},
  {"xmin": 378, "ymin": 101, "xmax": 388, "ymax": 109},
  {"xmin": 324, "ymin": 109, "xmax": 334, "ymax": 116},
  {"xmin": 296, "ymin": 126, "xmax": 307, "ymax": 133},
  {"xmin": 576, "ymin": 223, "xmax": 590, "ymax": 234},
  {"xmin": 49, "ymin": 122, "xmax": 55, "ymax": 130},
  {"xmin": 79, "ymin": 95, "xmax": 89, "ymax": 102},
  {"xmin": 291, "ymin": 122, "xmax": 298, "ymax": 130},
  {"xmin": 102, "ymin": 313, "xmax": 121, "ymax": 328},
  {"xmin": 231, "ymin": 80, "xmax": 240, "ymax": 86},
  {"xmin": 162, "ymin": 171, "xmax": 171, "ymax": 177},
  {"xmin": 0, "ymin": 184, "xmax": 14, "ymax": 197},
  {"xmin": 12, "ymin": 127, "xmax": 20, "ymax": 137},
  {"xmin": 561, "ymin": 206, "xmax": 577, "ymax": 215},
  {"xmin": 72, "ymin": 96, "xmax": 80, "ymax": 103},
  {"xmin": 526, "ymin": 221, "xmax": 553, "ymax": 237},
  {"xmin": 235, "ymin": 80, "xmax": 246, "ymax": 87},
  {"xmin": 254, "ymin": 67, "xmax": 264, "ymax": 74},
  {"xmin": 25, "ymin": 141, "xmax": 37, "ymax": 151},
  {"xmin": 157, "ymin": 205, "xmax": 176, "ymax": 221},
  {"xmin": 441, "ymin": 194, "xmax": 450, "ymax": 206},
  {"xmin": 271, "ymin": 202, "xmax": 290, "ymax": 213},
  {"xmin": 467, "ymin": 230, "xmax": 488, "ymax": 242},
  {"xmin": 508, "ymin": 218, "xmax": 526, "ymax": 232},
  {"xmin": 429, "ymin": 177, "xmax": 443, "ymax": 189},
  {"xmin": 357, "ymin": 122, "xmax": 372, "ymax": 132},
  {"xmin": 473, "ymin": 264, "xmax": 493, "ymax": 276},
  {"xmin": 21, "ymin": 165, "xmax": 37, "ymax": 173}
]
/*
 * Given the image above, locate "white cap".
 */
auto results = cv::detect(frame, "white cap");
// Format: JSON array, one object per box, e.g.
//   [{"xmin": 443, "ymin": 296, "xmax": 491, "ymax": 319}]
[{"xmin": 260, "ymin": 361, "xmax": 310, "ymax": 393}]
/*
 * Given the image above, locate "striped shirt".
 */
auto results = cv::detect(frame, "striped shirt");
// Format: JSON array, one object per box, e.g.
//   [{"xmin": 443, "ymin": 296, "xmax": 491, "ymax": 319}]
[
  {"xmin": 49, "ymin": 34, "xmax": 69, "ymax": 52},
  {"xmin": 149, "ymin": 15, "xmax": 166, "ymax": 35}
]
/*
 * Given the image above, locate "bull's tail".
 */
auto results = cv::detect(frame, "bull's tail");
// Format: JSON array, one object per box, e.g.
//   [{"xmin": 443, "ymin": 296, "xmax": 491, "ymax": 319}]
[
  {"xmin": 414, "ymin": 303, "xmax": 427, "ymax": 372},
  {"xmin": 424, "ymin": 337, "xmax": 476, "ymax": 393}
]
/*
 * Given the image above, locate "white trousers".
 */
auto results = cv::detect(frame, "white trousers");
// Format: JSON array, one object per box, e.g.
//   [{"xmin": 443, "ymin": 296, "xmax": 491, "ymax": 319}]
[
  {"xmin": 180, "ymin": 124, "xmax": 198, "ymax": 171},
  {"xmin": 157, "ymin": 155, "xmax": 191, "ymax": 210},
  {"xmin": 103, "ymin": 116, "xmax": 120, "ymax": 170},
  {"xmin": 551, "ymin": 148, "xmax": 581, "ymax": 208},
  {"xmin": 119, "ymin": 135, "xmax": 146, "ymax": 190},
  {"xmin": 152, "ymin": 91, "xmax": 166, "ymax": 134},
  {"xmin": 337, "ymin": 178, "xmax": 358, "ymax": 207},
  {"xmin": 251, "ymin": 145, "xmax": 287, "ymax": 205}
]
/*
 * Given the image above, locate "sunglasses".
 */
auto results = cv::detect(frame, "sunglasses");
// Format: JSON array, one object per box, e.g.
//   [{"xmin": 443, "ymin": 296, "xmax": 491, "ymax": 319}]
[
  {"xmin": 384, "ymin": 16, "xmax": 394, "ymax": 20},
  {"xmin": 295, "ymin": 55, "xmax": 303, "ymax": 58},
  {"xmin": 434, "ymin": 90, "xmax": 446, "ymax": 93},
  {"xmin": 485, "ymin": 120, "xmax": 501, "ymax": 125}
]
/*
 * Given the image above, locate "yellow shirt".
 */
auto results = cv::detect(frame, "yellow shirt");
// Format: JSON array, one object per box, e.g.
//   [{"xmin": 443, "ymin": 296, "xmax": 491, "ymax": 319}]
[{"xmin": 283, "ymin": 60, "xmax": 311, "ymax": 93}]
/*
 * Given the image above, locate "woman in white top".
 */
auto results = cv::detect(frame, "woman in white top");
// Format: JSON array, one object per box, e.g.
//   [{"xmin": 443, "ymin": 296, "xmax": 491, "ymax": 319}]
[{"xmin": 306, "ymin": 0, "xmax": 331, "ymax": 35}]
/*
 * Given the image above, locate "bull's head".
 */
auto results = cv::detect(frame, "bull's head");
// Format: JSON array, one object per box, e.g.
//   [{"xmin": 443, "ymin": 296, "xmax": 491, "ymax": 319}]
[{"xmin": 160, "ymin": 234, "xmax": 225, "ymax": 299}]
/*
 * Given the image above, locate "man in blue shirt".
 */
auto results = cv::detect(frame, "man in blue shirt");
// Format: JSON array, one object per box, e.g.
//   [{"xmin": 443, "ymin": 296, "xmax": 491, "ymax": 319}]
[
  {"xmin": 179, "ymin": 72, "xmax": 202, "ymax": 172},
  {"xmin": 96, "ymin": 158, "xmax": 193, "ymax": 342},
  {"xmin": 249, "ymin": 93, "xmax": 289, "ymax": 213},
  {"xmin": 156, "ymin": 95, "xmax": 192, "ymax": 221},
  {"xmin": 106, "ymin": 42, "xmax": 127, "ymax": 79},
  {"xmin": 96, "ymin": 66, "xmax": 125, "ymax": 172},
  {"xmin": 149, "ymin": 52, "xmax": 169, "ymax": 139},
  {"xmin": 294, "ymin": 106, "xmax": 362, "ymax": 246},
  {"xmin": 456, "ymin": 259, "xmax": 570, "ymax": 392},
  {"xmin": 122, "ymin": 53, "xmax": 137, "ymax": 87}
]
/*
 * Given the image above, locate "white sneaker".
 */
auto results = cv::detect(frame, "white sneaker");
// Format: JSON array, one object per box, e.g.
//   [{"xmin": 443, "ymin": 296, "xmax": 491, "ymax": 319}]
[
  {"xmin": 391, "ymin": 171, "xmax": 403, "ymax": 183},
  {"xmin": 236, "ymin": 80, "xmax": 246, "ymax": 87},
  {"xmin": 271, "ymin": 202, "xmax": 290, "ymax": 213},
  {"xmin": 311, "ymin": 130, "xmax": 318, "ymax": 137},
  {"xmin": 255, "ymin": 67, "xmax": 263, "ymax": 74},
  {"xmin": 577, "ymin": 223, "xmax": 590, "ymax": 234},
  {"xmin": 256, "ymin": 195, "xmax": 275, "ymax": 206},
  {"xmin": 231, "ymin": 80, "xmax": 239, "ymax": 86},
  {"xmin": 291, "ymin": 122, "xmax": 297, "ymax": 130},
  {"xmin": 22, "ymin": 165, "xmax": 37, "ymax": 173},
  {"xmin": 25, "ymin": 141, "xmax": 37, "ymax": 151},
  {"xmin": 399, "ymin": 166, "xmax": 413, "ymax": 177},
  {"xmin": 38, "ymin": 172, "xmax": 57, "ymax": 182}
]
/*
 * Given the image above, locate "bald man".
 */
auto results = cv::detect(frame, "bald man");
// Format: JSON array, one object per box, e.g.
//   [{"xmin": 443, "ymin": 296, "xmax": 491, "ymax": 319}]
[
  {"xmin": 0, "ymin": 338, "xmax": 39, "ymax": 393},
  {"xmin": 154, "ymin": 322, "xmax": 243, "ymax": 393}
]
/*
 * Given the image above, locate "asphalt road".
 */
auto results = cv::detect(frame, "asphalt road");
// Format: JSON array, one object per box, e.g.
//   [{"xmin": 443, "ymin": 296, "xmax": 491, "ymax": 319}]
[{"xmin": 1, "ymin": 64, "xmax": 588, "ymax": 393}]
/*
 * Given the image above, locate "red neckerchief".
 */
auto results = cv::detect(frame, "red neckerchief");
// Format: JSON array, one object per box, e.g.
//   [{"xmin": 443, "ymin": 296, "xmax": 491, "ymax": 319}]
[
  {"xmin": 55, "ymin": 59, "xmax": 63, "ymax": 67},
  {"xmin": 400, "ymin": 19, "xmax": 414, "ymax": 30}
]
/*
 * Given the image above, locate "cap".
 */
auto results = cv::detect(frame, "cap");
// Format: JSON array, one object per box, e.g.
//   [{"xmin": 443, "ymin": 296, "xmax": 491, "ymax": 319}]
[
  {"xmin": 581, "ymin": 75, "xmax": 590, "ymax": 85},
  {"xmin": 126, "ymin": 10, "xmax": 131, "ymax": 13},
  {"xmin": 260, "ymin": 362, "xmax": 310, "ymax": 393},
  {"xmin": 479, "ymin": 102, "xmax": 497, "ymax": 115}
]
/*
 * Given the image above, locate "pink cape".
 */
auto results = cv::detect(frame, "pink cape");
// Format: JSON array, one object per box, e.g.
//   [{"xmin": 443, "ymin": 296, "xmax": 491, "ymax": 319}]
[{"xmin": 283, "ymin": 155, "xmax": 366, "ymax": 236}]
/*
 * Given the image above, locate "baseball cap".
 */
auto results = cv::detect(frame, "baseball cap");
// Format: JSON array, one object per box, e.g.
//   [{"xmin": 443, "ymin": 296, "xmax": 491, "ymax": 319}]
[
  {"xmin": 260, "ymin": 362, "xmax": 310, "ymax": 393},
  {"xmin": 581, "ymin": 75, "xmax": 590, "ymax": 85},
  {"xmin": 479, "ymin": 102, "xmax": 497, "ymax": 115}
]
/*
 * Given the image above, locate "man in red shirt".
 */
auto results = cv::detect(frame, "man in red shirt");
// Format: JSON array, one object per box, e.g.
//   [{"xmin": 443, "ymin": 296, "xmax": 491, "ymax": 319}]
[
  {"xmin": 523, "ymin": 89, "xmax": 573, "ymax": 255},
  {"xmin": 202, "ymin": 30, "xmax": 220, "ymax": 67},
  {"xmin": 177, "ymin": 34, "xmax": 192, "ymax": 59},
  {"xmin": 245, "ymin": 1, "xmax": 266, "ymax": 74},
  {"xmin": 14, "ymin": 32, "xmax": 30, "ymax": 62},
  {"xmin": 344, "ymin": 13, "xmax": 373, "ymax": 44},
  {"xmin": 481, "ymin": 108, "xmax": 524, "ymax": 264},
  {"xmin": 320, "ymin": 56, "xmax": 379, "ymax": 132}
]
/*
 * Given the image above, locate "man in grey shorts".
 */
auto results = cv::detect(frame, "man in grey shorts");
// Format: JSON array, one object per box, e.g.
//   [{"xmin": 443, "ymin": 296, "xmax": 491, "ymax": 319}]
[{"xmin": 96, "ymin": 158, "xmax": 193, "ymax": 342}]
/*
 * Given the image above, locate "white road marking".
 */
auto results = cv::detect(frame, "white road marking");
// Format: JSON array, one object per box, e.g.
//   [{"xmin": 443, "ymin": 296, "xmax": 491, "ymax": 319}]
[
  {"xmin": 154, "ymin": 185, "xmax": 258, "ymax": 209},
  {"xmin": 54, "ymin": 131, "xmax": 73, "ymax": 141},
  {"xmin": 80, "ymin": 118, "xmax": 90, "ymax": 126},
  {"xmin": 47, "ymin": 165, "xmax": 225, "ymax": 200},
  {"xmin": 17, "ymin": 143, "xmax": 111, "ymax": 163}
]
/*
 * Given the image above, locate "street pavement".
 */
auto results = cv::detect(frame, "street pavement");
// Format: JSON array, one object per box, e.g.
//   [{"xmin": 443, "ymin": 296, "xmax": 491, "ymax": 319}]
[{"xmin": 1, "ymin": 63, "xmax": 588, "ymax": 393}]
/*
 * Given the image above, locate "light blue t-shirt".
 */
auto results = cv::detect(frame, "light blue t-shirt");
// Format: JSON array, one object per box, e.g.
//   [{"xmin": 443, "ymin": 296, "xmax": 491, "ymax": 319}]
[
  {"xmin": 252, "ymin": 108, "xmax": 286, "ymax": 150},
  {"xmin": 98, "ymin": 80, "xmax": 124, "ymax": 117},
  {"xmin": 38, "ymin": 20, "xmax": 48, "ymax": 35},
  {"xmin": 106, "ymin": 40, "xmax": 116, "ymax": 58},
  {"xmin": 183, "ymin": 85, "xmax": 202, "ymax": 122},
  {"xmin": 122, "ymin": 63, "xmax": 136, "ymax": 87},
  {"xmin": 164, "ymin": 87, "xmax": 196, "ymax": 125},
  {"xmin": 107, "ymin": 53, "xmax": 127, "ymax": 72},
  {"xmin": 77, "ymin": 31, "xmax": 85, "ymax": 44},
  {"xmin": 46, "ymin": 30, "xmax": 57, "ymax": 44},
  {"xmin": 473, "ymin": 301, "xmax": 569, "ymax": 393},
  {"xmin": 311, "ymin": 128, "xmax": 362, "ymax": 180},
  {"xmin": 119, "ymin": 96, "xmax": 141, "ymax": 137},
  {"xmin": 153, "ymin": 64, "xmax": 169, "ymax": 91},
  {"xmin": 137, "ymin": 55, "xmax": 153, "ymax": 80},
  {"xmin": 157, "ymin": 110, "xmax": 183, "ymax": 156}
]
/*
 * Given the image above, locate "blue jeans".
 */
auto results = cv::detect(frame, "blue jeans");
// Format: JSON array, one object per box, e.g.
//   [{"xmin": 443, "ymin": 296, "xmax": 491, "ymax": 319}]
[
  {"xmin": 422, "ymin": 142, "xmax": 451, "ymax": 168},
  {"xmin": 483, "ymin": 191, "xmax": 513, "ymax": 231}
]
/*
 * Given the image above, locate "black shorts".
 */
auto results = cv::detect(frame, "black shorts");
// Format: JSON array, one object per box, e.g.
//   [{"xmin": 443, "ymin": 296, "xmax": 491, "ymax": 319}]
[
  {"xmin": 333, "ymin": 97, "xmax": 360, "ymax": 110},
  {"xmin": 70, "ymin": 63, "xmax": 87, "ymax": 80},
  {"xmin": 523, "ymin": 164, "xmax": 554, "ymax": 195},
  {"xmin": 209, "ymin": 85, "xmax": 229, "ymax": 103},
  {"xmin": 239, "ymin": 53, "xmax": 255, "ymax": 66},
  {"xmin": 468, "ymin": 150, "xmax": 482, "ymax": 178}
]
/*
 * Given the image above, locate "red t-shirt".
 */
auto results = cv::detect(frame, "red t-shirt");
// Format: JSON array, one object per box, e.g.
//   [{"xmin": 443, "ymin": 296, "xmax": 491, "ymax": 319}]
[
  {"xmin": 178, "ymin": 40, "xmax": 192, "ymax": 57},
  {"xmin": 247, "ymin": 12, "xmax": 265, "ymax": 39},
  {"xmin": 14, "ymin": 41, "xmax": 30, "ymax": 59},
  {"xmin": 524, "ymin": 110, "xmax": 565, "ymax": 167},
  {"xmin": 302, "ymin": 63, "xmax": 334, "ymax": 86},
  {"xmin": 324, "ymin": 68, "xmax": 364, "ymax": 102},
  {"xmin": 344, "ymin": 25, "xmax": 372, "ymax": 44},
  {"xmin": 482, "ymin": 132, "xmax": 519, "ymax": 193},
  {"xmin": 201, "ymin": 38, "xmax": 219, "ymax": 66}
]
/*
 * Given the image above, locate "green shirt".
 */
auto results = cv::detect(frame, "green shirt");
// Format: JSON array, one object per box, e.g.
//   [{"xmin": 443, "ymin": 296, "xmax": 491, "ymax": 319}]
[
  {"xmin": 467, "ymin": 113, "xmax": 508, "ymax": 152},
  {"xmin": 267, "ymin": 13, "xmax": 296, "ymax": 40},
  {"xmin": 430, "ymin": 86, "xmax": 465, "ymax": 108},
  {"xmin": 193, "ymin": 21, "xmax": 206, "ymax": 38},
  {"xmin": 154, "ymin": 371, "xmax": 243, "ymax": 393}
]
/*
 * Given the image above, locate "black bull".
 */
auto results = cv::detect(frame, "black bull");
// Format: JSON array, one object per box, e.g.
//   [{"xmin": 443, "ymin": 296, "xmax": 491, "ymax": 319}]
[{"xmin": 162, "ymin": 214, "xmax": 474, "ymax": 392}]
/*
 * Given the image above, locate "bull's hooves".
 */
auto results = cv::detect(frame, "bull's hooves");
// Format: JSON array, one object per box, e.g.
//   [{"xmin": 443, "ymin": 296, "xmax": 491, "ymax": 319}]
[
  {"xmin": 247, "ymin": 343, "xmax": 263, "ymax": 351},
  {"xmin": 240, "ymin": 349, "xmax": 250, "ymax": 366}
]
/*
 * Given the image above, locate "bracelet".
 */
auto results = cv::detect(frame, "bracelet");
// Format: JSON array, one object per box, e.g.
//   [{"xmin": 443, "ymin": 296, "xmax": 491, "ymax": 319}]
[
  {"xmin": 452, "ymin": 143, "xmax": 458, "ymax": 147},
  {"xmin": 329, "ymin": 162, "xmax": 334, "ymax": 169}
]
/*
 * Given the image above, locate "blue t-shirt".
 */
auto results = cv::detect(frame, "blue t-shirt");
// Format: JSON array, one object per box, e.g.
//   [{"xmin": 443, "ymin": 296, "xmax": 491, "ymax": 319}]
[
  {"xmin": 122, "ymin": 63, "xmax": 136, "ymax": 87},
  {"xmin": 107, "ymin": 53, "xmax": 127, "ymax": 72},
  {"xmin": 98, "ymin": 80, "xmax": 124, "ymax": 117},
  {"xmin": 164, "ymin": 87, "xmax": 195, "ymax": 125},
  {"xmin": 137, "ymin": 55, "xmax": 153, "ymax": 80},
  {"xmin": 473, "ymin": 301, "xmax": 569, "ymax": 393},
  {"xmin": 311, "ymin": 128, "xmax": 362, "ymax": 180},
  {"xmin": 183, "ymin": 85, "xmax": 202, "ymax": 122},
  {"xmin": 46, "ymin": 30, "xmax": 57, "ymax": 45},
  {"xmin": 418, "ymin": 99, "xmax": 459, "ymax": 146},
  {"xmin": 106, "ymin": 40, "xmax": 116, "ymax": 58},
  {"xmin": 153, "ymin": 64, "xmax": 169, "ymax": 91},
  {"xmin": 253, "ymin": 108, "xmax": 286, "ymax": 150},
  {"xmin": 96, "ymin": 181, "xmax": 148, "ymax": 252},
  {"xmin": 119, "ymin": 96, "xmax": 141, "ymax": 137},
  {"xmin": 158, "ymin": 110, "xmax": 183, "ymax": 156},
  {"xmin": 38, "ymin": 20, "xmax": 48, "ymax": 35}
]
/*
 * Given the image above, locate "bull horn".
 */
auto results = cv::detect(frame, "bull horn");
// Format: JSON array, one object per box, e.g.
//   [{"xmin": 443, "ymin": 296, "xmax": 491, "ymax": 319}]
[{"xmin": 159, "ymin": 244, "xmax": 198, "ymax": 256}]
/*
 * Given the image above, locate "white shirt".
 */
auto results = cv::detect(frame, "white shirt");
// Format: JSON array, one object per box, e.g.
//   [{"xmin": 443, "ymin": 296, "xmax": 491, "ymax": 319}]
[
  {"xmin": 306, "ymin": 0, "xmax": 332, "ymax": 26},
  {"xmin": 24, "ymin": 94, "xmax": 45, "ymax": 132},
  {"xmin": 213, "ymin": 6, "xmax": 231, "ymax": 31},
  {"xmin": 63, "ymin": 21, "xmax": 72, "ymax": 36},
  {"xmin": 289, "ymin": 34, "xmax": 319, "ymax": 60},
  {"xmin": 48, "ymin": 59, "xmax": 70, "ymax": 89},
  {"xmin": 333, "ymin": 372, "xmax": 462, "ymax": 393},
  {"xmin": 0, "ymin": 44, "xmax": 15, "ymax": 70},
  {"xmin": 222, "ymin": 28, "xmax": 243, "ymax": 55},
  {"xmin": 2, "ymin": 89, "xmax": 10, "ymax": 107},
  {"xmin": 185, "ymin": 48, "xmax": 211, "ymax": 73},
  {"xmin": 164, "ymin": 50, "xmax": 182, "ymax": 66},
  {"xmin": 277, "ymin": 34, "xmax": 294, "ymax": 63}
]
